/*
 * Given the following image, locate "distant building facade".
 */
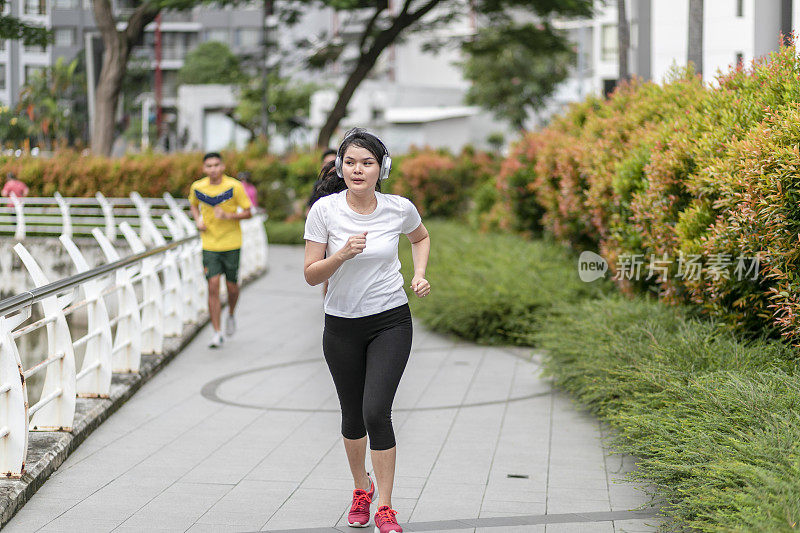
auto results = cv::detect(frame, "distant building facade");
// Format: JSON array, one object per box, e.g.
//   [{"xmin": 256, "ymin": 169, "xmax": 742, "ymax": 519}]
[
  {"xmin": 549, "ymin": 0, "xmax": 798, "ymax": 119},
  {"xmin": 0, "ymin": 0, "xmax": 263, "ymax": 109}
]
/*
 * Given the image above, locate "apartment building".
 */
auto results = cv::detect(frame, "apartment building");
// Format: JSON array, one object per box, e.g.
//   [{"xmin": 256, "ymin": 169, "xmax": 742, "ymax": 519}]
[
  {"xmin": 0, "ymin": 0, "xmax": 263, "ymax": 109},
  {"xmin": 552, "ymin": 0, "xmax": 798, "ymax": 111}
]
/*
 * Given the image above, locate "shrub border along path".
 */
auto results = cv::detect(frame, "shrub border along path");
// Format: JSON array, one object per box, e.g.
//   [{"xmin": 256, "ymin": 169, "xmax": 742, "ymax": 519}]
[{"xmin": 400, "ymin": 221, "xmax": 800, "ymax": 532}]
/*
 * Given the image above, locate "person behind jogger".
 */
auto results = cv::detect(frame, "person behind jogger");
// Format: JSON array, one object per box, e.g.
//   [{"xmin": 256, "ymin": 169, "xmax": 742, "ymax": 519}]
[
  {"xmin": 189, "ymin": 152, "xmax": 253, "ymax": 348},
  {"xmin": 304, "ymin": 128, "xmax": 431, "ymax": 533}
]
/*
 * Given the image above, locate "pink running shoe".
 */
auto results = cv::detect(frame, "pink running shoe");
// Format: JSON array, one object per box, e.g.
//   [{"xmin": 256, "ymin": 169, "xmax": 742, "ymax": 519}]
[
  {"xmin": 374, "ymin": 505, "xmax": 402, "ymax": 533},
  {"xmin": 347, "ymin": 475, "xmax": 375, "ymax": 527}
]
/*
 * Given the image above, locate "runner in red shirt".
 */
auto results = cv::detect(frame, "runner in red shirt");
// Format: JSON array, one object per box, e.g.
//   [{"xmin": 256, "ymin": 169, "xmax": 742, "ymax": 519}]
[{"xmin": 2, "ymin": 173, "xmax": 28, "ymax": 207}]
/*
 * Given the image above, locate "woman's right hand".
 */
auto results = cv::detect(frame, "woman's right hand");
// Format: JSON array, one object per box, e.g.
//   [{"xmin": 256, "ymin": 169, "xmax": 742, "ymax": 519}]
[{"xmin": 337, "ymin": 232, "xmax": 367, "ymax": 261}]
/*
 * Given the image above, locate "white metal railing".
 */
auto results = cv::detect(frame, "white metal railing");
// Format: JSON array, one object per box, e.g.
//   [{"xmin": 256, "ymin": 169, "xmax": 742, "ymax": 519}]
[
  {"xmin": 0, "ymin": 191, "xmax": 188, "ymax": 244},
  {"xmin": 0, "ymin": 192, "xmax": 268, "ymax": 478}
]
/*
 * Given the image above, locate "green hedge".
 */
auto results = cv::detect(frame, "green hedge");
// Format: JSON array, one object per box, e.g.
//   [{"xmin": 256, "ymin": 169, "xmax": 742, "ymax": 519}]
[
  {"xmin": 496, "ymin": 42, "xmax": 800, "ymax": 344},
  {"xmin": 397, "ymin": 221, "xmax": 800, "ymax": 531},
  {"xmin": 265, "ymin": 220, "xmax": 305, "ymax": 245},
  {"xmin": 536, "ymin": 296, "xmax": 800, "ymax": 532},
  {"xmin": 398, "ymin": 220, "xmax": 606, "ymax": 344}
]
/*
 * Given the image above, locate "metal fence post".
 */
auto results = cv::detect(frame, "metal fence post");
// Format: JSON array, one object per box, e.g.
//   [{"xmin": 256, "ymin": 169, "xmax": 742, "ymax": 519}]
[
  {"xmin": 130, "ymin": 192, "xmax": 164, "ymax": 248},
  {"xmin": 53, "ymin": 192, "xmax": 72, "ymax": 240},
  {"xmin": 0, "ymin": 310, "xmax": 30, "ymax": 477},
  {"xmin": 162, "ymin": 214, "xmax": 199, "ymax": 323},
  {"xmin": 59, "ymin": 235, "xmax": 112, "ymax": 398},
  {"xmin": 95, "ymin": 192, "xmax": 116, "ymax": 242},
  {"xmin": 13, "ymin": 244, "xmax": 76, "ymax": 432},
  {"xmin": 92, "ymin": 229, "xmax": 142, "ymax": 373},
  {"xmin": 119, "ymin": 222, "xmax": 164, "ymax": 355},
  {"xmin": 158, "ymin": 215, "xmax": 184, "ymax": 336},
  {"xmin": 9, "ymin": 193, "xmax": 25, "ymax": 241}
]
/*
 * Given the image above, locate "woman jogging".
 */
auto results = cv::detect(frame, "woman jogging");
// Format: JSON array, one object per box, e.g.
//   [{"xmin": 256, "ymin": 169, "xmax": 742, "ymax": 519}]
[{"xmin": 304, "ymin": 128, "xmax": 431, "ymax": 533}]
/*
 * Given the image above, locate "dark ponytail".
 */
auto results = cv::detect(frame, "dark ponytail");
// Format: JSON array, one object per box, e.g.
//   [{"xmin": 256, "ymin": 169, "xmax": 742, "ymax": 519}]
[{"xmin": 307, "ymin": 160, "xmax": 347, "ymax": 207}]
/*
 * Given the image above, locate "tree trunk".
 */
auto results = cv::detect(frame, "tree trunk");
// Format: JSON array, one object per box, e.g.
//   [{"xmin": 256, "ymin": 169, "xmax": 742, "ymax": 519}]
[
  {"xmin": 315, "ymin": 0, "xmax": 441, "ymax": 148},
  {"xmin": 92, "ymin": 37, "xmax": 128, "ymax": 156},
  {"xmin": 687, "ymin": 0, "xmax": 703, "ymax": 76},
  {"xmin": 316, "ymin": 51, "xmax": 382, "ymax": 149},
  {"xmin": 91, "ymin": 0, "xmax": 159, "ymax": 155},
  {"xmin": 617, "ymin": 0, "xmax": 630, "ymax": 82}
]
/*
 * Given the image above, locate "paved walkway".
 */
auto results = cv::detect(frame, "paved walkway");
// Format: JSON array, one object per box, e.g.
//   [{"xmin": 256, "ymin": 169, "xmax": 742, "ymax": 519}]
[{"xmin": 5, "ymin": 245, "xmax": 662, "ymax": 533}]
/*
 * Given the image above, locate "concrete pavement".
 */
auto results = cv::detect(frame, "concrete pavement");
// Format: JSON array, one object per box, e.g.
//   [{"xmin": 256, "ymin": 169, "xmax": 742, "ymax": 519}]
[{"xmin": 4, "ymin": 245, "xmax": 662, "ymax": 533}]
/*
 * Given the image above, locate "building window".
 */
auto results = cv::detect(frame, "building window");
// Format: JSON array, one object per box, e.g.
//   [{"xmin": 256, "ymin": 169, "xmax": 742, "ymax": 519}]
[
  {"xmin": 24, "ymin": 65, "xmax": 45, "ymax": 83},
  {"xmin": 204, "ymin": 29, "xmax": 229, "ymax": 44},
  {"xmin": 601, "ymin": 24, "xmax": 617, "ymax": 63},
  {"xmin": 735, "ymin": 52, "xmax": 744, "ymax": 67},
  {"xmin": 82, "ymin": 0, "xmax": 92, "ymax": 9},
  {"xmin": 736, "ymin": 0, "xmax": 744, "ymax": 17},
  {"xmin": 235, "ymin": 28, "xmax": 260, "ymax": 48},
  {"xmin": 0, "ymin": 40, "xmax": 5, "ymax": 51},
  {"xmin": 54, "ymin": 28, "xmax": 75, "ymax": 47},
  {"xmin": 54, "ymin": 0, "xmax": 79, "ymax": 8},
  {"xmin": 603, "ymin": 78, "xmax": 617, "ymax": 97},
  {"xmin": 24, "ymin": 0, "xmax": 46, "ymax": 15},
  {"xmin": 24, "ymin": 42, "xmax": 46, "ymax": 53},
  {"xmin": 0, "ymin": 64, "xmax": 5, "ymax": 90}
]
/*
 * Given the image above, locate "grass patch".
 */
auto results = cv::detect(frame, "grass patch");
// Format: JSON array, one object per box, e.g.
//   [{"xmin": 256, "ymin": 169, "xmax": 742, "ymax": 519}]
[
  {"xmin": 398, "ymin": 220, "xmax": 607, "ymax": 344},
  {"xmin": 535, "ymin": 295, "xmax": 800, "ymax": 532},
  {"xmin": 265, "ymin": 219, "xmax": 306, "ymax": 245},
  {"xmin": 397, "ymin": 221, "xmax": 800, "ymax": 531}
]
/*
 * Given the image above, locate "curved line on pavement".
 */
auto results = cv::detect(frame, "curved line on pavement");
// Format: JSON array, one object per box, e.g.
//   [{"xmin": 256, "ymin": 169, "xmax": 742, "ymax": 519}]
[{"xmin": 200, "ymin": 358, "xmax": 550, "ymax": 412}]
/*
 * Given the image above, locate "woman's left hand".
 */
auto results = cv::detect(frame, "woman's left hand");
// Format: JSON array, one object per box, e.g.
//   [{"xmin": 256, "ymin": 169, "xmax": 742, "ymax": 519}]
[{"xmin": 411, "ymin": 275, "xmax": 430, "ymax": 298}]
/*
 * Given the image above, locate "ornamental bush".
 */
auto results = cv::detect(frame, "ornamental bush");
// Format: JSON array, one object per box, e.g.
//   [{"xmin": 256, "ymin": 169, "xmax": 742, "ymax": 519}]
[
  {"xmin": 391, "ymin": 147, "xmax": 499, "ymax": 219},
  {"xmin": 498, "ymin": 40, "xmax": 800, "ymax": 343},
  {"xmin": 0, "ymin": 147, "xmax": 319, "ymax": 221}
]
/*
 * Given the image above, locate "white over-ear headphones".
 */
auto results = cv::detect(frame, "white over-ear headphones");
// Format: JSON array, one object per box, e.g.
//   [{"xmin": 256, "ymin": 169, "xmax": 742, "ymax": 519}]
[{"xmin": 335, "ymin": 128, "xmax": 392, "ymax": 181}]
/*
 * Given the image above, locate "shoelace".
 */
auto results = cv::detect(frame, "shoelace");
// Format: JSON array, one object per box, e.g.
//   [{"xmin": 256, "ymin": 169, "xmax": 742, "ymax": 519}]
[
  {"xmin": 375, "ymin": 506, "xmax": 398, "ymax": 524},
  {"xmin": 350, "ymin": 489, "xmax": 372, "ymax": 513}
]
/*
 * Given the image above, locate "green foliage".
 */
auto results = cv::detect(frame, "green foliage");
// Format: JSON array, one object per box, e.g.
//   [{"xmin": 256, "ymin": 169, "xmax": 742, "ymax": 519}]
[
  {"xmin": 265, "ymin": 220, "xmax": 306, "ymax": 244},
  {"xmin": 397, "ymin": 220, "xmax": 607, "ymax": 344},
  {"xmin": 391, "ymin": 148, "xmax": 499, "ymax": 219},
  {"xmin": 395, "ymin": 218, "xmax": 800, "ymax": 531},
  {"xmin": 0, "ymin": 106, "xmax": 33, "ymax": 146},
  {"xmin": 0, "ymin": 146, "xmax": 299, "ymax": 218},
  {"xmin": 234, "ymin": 71, "xmax": 317, "ymax": 136},
  {"xmin": 0, "ymin": 4, "xmax": 50, "ymax": 47},
  {"xmin": 177, "ymin": 41, "xmax": 246, "ymax": 85},
  {"xmin": 17, "ymin": 58, "xmax": 87, "ymax": 149},
  {"xmin": 496, "ymin": 40, "xmax": 800, "ymax": 343},
  {"xmin": 536, "ymin": 295, "xmax": 800, "ymax": 532},
  {"xmin": 462, "ymin": 22, "xmax": 575, "ymax": 130}
]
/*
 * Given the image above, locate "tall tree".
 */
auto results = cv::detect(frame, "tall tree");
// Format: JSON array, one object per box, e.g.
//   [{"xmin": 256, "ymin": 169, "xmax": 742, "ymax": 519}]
[
  {"xmin": 90, "ymin": 0, "xmax": 232, "ymax": 156},
  {"xmin": 687, "ymin": 0, "xmax": 703, "ymax": 76},
  {"xmin": 616, "ymin": 0, "xmax": 629, "ymax": 82},
  {"xmin": 178, "ymin": 41, "xmax": 246, "ymax": 85},
  {"xmin": 303, "ymin": 0, "xmax": 594, "ymax": 148},
  {"xmin": 234, "ymin": 70, "xmax": 317, "ymax": 137},
  {"xmin": 461, "ymin": 23, "xmax": 575, "ymax": 130},
  {"xmin": 91, "ymin": 0, "xmax": 160, "ymax": 156}
]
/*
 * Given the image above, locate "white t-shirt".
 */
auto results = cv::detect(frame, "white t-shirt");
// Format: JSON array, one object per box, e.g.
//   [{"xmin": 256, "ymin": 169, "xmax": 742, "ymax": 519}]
[{"xmin": 304, "ymin": 190, "xmax": 423, "ymax": 318}]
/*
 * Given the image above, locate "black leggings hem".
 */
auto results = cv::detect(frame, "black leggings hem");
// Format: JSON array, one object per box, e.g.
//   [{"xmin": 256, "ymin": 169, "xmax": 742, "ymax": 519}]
[{"xmin": 323, "ymin": 303, "xmax": 412, "ymax": 452}]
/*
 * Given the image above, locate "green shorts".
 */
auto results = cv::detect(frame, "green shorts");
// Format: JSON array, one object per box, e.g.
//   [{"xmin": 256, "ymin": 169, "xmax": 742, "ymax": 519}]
[{"xmin": 202, "ymin": 249, "xmax": 241, "ymax": 283}]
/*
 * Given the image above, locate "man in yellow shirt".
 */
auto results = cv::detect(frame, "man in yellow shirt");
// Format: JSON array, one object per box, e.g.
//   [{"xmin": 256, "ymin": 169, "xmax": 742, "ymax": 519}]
[{"xmin": 189, "ymin": 152, "xmax": 253, "ymax": 348}]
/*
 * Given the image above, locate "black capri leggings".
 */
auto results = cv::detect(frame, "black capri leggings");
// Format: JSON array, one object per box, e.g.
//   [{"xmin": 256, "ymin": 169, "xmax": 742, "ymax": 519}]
[{"xmin": 323, "ymin": 303, "xmax": 413, "ymax": 451}]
